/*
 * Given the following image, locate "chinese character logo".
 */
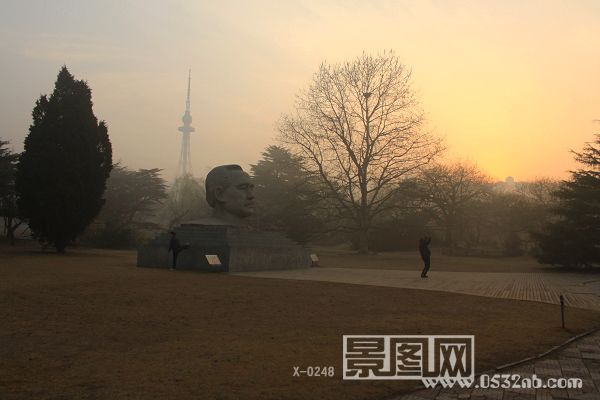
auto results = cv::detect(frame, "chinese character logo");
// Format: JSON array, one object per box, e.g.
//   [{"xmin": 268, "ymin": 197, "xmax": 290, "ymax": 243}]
[{"xmin": 343, "ymin": 335, "xmax": 474, "ymax": 388}]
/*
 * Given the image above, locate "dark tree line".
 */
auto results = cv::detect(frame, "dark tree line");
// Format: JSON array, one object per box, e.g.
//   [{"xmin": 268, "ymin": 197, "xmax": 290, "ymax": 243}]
[
  {"xmin": 251, "ymin": 134, "xmax": 597, "ymax": 266},
  {"xmin": 249, "ymin": 145, "xmax": 559, "ymax": 256}
]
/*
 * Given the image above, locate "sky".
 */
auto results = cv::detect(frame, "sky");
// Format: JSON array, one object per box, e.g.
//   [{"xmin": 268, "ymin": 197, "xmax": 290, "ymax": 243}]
[{"xmin": 1, "ymin": 0, "xmax": 599, "ymax": 182}]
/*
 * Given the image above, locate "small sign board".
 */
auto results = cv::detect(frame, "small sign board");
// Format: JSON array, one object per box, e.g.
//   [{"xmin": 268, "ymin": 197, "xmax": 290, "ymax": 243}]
[
  {"xmin": 310, "ymin": 253, "xmax": 319, "ymax": 266},
  {"xmin": 205, "ymin": 255, "xmax": 222, "ymax": 267}
]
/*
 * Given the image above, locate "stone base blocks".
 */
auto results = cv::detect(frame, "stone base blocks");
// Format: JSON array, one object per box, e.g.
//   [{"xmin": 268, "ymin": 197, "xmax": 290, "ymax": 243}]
[{"xmin": 137, "ymin": 224, "xmax": 311, "ymax": 272}]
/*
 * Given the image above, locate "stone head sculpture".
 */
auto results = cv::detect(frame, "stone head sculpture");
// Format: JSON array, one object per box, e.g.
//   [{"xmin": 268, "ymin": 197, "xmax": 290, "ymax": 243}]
[{"xmin": 205, "ymin": 164, "xmax": 255, "ymax": 225}]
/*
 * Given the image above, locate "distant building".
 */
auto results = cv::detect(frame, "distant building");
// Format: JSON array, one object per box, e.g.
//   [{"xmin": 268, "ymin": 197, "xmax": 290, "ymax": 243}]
[{"xmin": 494, "ymin": 176, "xmax": 517, "ymax": 193}]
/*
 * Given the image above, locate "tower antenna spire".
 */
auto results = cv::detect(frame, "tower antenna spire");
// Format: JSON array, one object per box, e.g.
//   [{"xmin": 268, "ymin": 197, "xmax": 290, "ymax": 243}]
[
  {"xmin": 177, "ymin": 68, "xmax": 195, "ymax": 177},
  {"xmin": 186, "ymin": 69, "xmax": 191, "ymax": 112}
]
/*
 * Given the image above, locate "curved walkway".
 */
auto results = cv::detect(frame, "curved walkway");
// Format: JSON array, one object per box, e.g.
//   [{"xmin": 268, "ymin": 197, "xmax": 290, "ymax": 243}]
[
  {"xmin": 397, "ymin": 329, "xmax": 600, "ymax": 400},
  {"xmin": 232, "ymin": 268, "xmax": 600, "ymax": 311}
]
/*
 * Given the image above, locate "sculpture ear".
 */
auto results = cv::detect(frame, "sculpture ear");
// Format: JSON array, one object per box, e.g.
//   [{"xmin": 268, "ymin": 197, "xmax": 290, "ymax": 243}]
[{"xmin": 213, "ymin": 186, "xmax": 225, "ymax": 203}]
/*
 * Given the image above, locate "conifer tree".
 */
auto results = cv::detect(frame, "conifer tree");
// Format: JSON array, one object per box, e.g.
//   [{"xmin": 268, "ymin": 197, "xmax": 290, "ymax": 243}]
[
  {"xmin": 250, "ymin": 145, "xmax": 323, "ymax": 243},
  {"xmin": 534, "ymin": 134, "xmax": 600, "ymax": 268},
  {"xmin": 16, "ymin": 66, "xmax": 112, "ymax": 252},
  {"xmin": 0, "ymin": 139, "xmax": 21, "ymax": 243}
]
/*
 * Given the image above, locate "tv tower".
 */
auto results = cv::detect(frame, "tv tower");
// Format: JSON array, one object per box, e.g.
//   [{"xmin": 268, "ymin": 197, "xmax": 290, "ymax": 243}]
[{"xmin": 177, "ymin": 70, "xmax": 194, "ymax": 177}]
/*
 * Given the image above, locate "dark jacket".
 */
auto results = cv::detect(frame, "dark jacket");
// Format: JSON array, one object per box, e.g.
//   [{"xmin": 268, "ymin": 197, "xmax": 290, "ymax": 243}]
[
  {"xmin": 419, "ymin": 238, "xmax": 431, "ymax": 259},
  {"xmin": 169, "ymin": 237, "xmax": 181, "ymax": 253}
]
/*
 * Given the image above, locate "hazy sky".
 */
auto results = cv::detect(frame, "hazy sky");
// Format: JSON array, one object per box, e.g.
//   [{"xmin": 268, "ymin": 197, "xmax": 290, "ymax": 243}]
[{"xmin": 1, "ymin": 0, "xmax": 599, "ymax": 182}]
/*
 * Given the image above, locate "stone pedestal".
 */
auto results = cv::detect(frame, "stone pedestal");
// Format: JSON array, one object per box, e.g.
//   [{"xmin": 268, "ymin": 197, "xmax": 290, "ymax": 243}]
[{"xmin": 137, "ymin": 224, "xmax": 311, "ymax": 272}]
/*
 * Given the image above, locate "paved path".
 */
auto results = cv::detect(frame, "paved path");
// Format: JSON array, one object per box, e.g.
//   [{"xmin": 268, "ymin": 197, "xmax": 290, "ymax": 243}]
[
  {"xmin": 233, "ymin": 268, "xmax": 600, "ymax": 311},
  {"xmin": 397, "ymin": 330, "xmax": 600, "ymax": 400}
]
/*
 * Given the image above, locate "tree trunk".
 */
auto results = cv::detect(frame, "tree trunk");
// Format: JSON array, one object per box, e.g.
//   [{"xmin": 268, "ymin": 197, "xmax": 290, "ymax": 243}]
[
  {"xmin": 445, "ymin": 226, "xmax": 454, "ymax": 255},
  {"xmin": 4, "ymin": 216, "xmax": 17, "ymax": 245},
  {"xmin": 357, "ymin": 198, "xmax": 370, "ymax": 254},
  {"xmin": 8, "ymin": 218, "xmax": 25, "ymax": 246},
  {"xmin": 357, "ymin": 229, "xmax": 369, "ymax": 254},
  {"xmin": 7, "ymin": 226, "xmax": 15, "ymax": 245}
]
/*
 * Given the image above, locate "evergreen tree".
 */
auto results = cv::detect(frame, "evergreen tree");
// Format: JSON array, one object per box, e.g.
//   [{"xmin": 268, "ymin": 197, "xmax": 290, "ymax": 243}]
[
  {"xmin": 251, "ymin": 145, "xmax": 323, "ymax": 243},
  {"xmin": 0, "ymin": 139, "xmax": 18, "ymax": 203},
  {"xmin": 85, "ymin": 164, "xmax": 167, "ymax": 248},
  {"xmin": 534, "ymin": 134, "xmax": 600, "ymax": 268},
  {"xmin": 15, "ymin": 66, "xmax": 112, "ymax": 252},
  {"xmin": 0, "ymin": 139, "xmax": 21, "ymax": 243}
]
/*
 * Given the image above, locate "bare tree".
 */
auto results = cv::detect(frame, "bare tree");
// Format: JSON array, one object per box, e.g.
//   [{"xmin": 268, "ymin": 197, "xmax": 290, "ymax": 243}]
[
  {"xmin": 418, "ymin": 161, "xmax": 492, "ymax": 253},
  {"xmin": 163, "ymin": 174, "xmax": 210, "ymax": 229},
  {"xmin": 279, "ymin": 52, "xmax": 443, "ymax": 253},
  {"xmin": 516, "ymin": 177, "xmax": 560, "ymax": 206}
]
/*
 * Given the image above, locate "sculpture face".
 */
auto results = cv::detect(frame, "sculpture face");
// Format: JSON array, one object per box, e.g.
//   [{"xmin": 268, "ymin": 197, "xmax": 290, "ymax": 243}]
[
  {"xmin": 205, "ymin": 165, "xmax": 255, "ymax": 225},
  {"xmin": 216, "ymin": 170, "xmax": 255, "ymax": 219}
]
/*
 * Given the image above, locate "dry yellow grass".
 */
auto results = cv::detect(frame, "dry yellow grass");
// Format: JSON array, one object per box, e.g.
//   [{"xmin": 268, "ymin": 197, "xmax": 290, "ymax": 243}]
[{"xmin": 1, "ymin": 243, "xmax": 598, "ymax": 400}]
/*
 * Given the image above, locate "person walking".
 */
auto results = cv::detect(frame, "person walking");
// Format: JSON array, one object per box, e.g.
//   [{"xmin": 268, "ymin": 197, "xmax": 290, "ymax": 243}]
[
  {"xmin": 419, "ymin": 236, "xmax": 432, "ymax": 278},
  {"xmin": 168, "ymin": 231, "xmax": 189, "ymax": 270}
]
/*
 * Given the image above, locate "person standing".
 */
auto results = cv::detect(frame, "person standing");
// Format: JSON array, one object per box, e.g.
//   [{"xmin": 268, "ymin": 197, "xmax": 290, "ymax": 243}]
[
  {"xmin": 168, "ymin": 231, "xmax": 188, "ymax": 270},
  {"xmin": 419, "ymin": 236, "xmax": 432, "ymax": 278}
]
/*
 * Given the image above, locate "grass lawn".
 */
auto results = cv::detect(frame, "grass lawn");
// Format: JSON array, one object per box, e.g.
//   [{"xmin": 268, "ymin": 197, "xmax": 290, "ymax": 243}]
[{"xmin": 1, "ymin": 243, "xmax": 599, "ymax": 400}]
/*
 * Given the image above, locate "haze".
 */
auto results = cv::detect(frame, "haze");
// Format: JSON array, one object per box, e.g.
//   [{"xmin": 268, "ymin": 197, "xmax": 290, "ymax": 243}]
[{"xmin": 1, "ymin": 0, "xmax": 599, "ymax": 182}]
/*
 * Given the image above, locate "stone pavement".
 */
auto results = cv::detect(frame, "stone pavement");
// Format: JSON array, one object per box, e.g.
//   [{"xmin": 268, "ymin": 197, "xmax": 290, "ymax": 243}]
[
  {"xmin": 232, "ymin": 268, "xmax": 600, "ymax": 311},
  {"xmin": 397, "ymin": 330, "xmax": 600, "ymax": 400}
]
